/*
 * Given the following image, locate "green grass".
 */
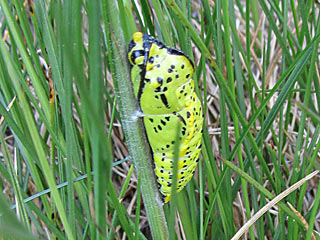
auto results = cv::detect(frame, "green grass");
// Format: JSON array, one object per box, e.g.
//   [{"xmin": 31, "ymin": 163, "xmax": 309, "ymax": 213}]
[{"xmin": 0, "ymin": 0, "xmax": 320, "ymax": 239}]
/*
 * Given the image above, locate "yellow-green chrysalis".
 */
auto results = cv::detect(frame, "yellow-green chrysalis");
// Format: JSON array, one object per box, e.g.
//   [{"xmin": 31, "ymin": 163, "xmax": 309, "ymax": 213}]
[{"xmin": 128, "ymin": 32, "xmax": 203, "ymax": 202}]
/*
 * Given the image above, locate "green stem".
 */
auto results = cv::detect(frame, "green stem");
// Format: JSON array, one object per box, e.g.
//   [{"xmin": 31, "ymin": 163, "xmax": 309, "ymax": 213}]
[{"xmin": 104, "ymin": 0, "xmax": 169, "ymax": 239}]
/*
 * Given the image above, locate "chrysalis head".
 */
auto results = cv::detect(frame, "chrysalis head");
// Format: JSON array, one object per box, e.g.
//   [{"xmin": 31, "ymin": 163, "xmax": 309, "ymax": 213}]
[{"xmin": 128, "ymin": 32, "xmax": 145, "ymax": 66}]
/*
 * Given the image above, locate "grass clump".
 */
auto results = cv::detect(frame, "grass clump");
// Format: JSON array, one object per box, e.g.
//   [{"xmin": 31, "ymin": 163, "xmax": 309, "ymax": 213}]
[{"xmin": 0, "ymin": 0, "xmax": 319, "ymax": 239}]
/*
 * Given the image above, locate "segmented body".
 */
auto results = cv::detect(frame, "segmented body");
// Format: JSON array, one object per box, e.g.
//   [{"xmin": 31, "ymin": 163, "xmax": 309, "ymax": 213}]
[{"xmin": 128, "ymin": 32, "xmax": 203, "ymax": 202}]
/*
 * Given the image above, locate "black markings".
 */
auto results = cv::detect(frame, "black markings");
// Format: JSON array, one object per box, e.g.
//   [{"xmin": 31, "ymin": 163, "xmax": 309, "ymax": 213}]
[
  {"xmin": 149, "ymin": 118, "xmax": 154, "ymax": 123},
  {"xmin": 186, "ymin": 111, "xmax": 191, "ymax": 118},
  {"xmin": 183, "ymin": 165, "xmax": 187, "ymax": 168},
  {"xmin": 181, "ymin": 64, "xmax": 185, "ymax": 69},
  {"xmin": 167, "ymin": 77, "xmax": 172, "ymax": 83},
  {"xmin": 171, "ymin": 141, "xmax": 175, "ymax": 144},
  {"xmin": 156, "ymin": 64, "xmax": 160, "ymax": 68},
  {"xmin": 166, "ymin": 144, "xmax": 170, "ymax": 148},
  {"xmin": 160, "ymin": 119, "xmax": 166, "ymax": 126},
  {"xmin": 168, "ymin": 68, "xmax": 173, "ymax": 73},
  {"xmin": 165, "ymin": 116, "xmax": 170, "ymax": 121},
  {"xmin": 176, "ymin": 74, "xmax": 179, "ymax": 79},
  {"xmin": 128, "ymin": 40, "xmax": 137, "ymax": 52},
  {"xmin": 160, "ymin": 169, "xmax": 164, "ymax": 173},
  {"xmin": 130, "ymin": 50, "xmax": 144, "ymax": 65},
  {"xmin": 158, "ymin": 125, "xmax": 162, "ymax": 131},
  {"xmin": 186, "ymin": 74, "xmax": 190, "ymax": 78},
  {"xmin": 155, "ymin": 86, "xmax": 161, "ymax": 92},
  {"xmin": 157, "ymin": 77, "xmax": 163, "ymax": 84},
  {"xmin": 182, "ymin": 127, "xmax": 186, "ymax": 135},
  {"xmin": 160, "ymin": 94, "xmax": 169, "ymax": 108},
  {"xmin": 177, "ymin": 114, "xmax": 187, "ymax": 125},
  {"xmin": 145, "ymin": 78, "xmax": 151, "ymax": 83},
  {"xmin": 149, "ymin": 56, "xmax": 154, "ymax": 63},
  {"xmin": 154, "ymin": 127, "xmax": 158, "ymax": 133}
]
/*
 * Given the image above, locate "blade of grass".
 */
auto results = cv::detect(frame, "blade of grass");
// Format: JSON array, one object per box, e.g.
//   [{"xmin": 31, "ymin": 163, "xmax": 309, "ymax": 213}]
[
  {"xmin": 230, "ymin": 169, "xmax": 319, "ymax": 240},
  {"xmin": 0, "ymin": 193, "xmax": 36, "ymax": 239},
  {"xmin": 0, "ymin": 0, "xmax": 49, "ymax": 118},
  {"xmin": 135, "ymin": 173, "xmax": 142, "ymax": 240},
  {"xmin": 168, "ymin": 125, "xmax": 181, "ymax": 239},
  {"xmin": 0, "ymin": 29, "xmax": 74, "ymax": 240},
  {"xmin": 0, "ymin": 129, "xmax": 29, "ymax": 230}
]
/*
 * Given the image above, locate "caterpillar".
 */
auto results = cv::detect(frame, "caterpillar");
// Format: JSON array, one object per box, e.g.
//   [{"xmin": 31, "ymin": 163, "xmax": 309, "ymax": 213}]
[{"xmin": 128, "ymin": 32, "xmax": 203, "ymax": 202}]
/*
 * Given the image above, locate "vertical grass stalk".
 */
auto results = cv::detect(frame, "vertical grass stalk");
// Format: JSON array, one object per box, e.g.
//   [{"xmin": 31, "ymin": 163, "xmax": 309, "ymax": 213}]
[{"xmin": 104, "ymin": 0, "xmax": 169, "ymax": 239}]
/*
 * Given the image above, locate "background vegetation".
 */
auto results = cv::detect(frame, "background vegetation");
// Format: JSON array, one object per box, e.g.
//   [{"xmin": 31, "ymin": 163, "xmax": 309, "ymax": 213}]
[{"xmin": 0, "ymin": 0, "xmax": 319, "ymax": 239}]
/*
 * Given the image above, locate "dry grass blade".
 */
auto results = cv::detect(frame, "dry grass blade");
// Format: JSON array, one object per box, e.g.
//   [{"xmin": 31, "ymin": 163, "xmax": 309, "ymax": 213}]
[
  {"xmin": 231, "ymin": 170, "xmax": 320, "ymax": 240},
  {"xmin": 0, "ymin": 97, "xmax": 16, "ymax": 125},
  {"xmin": 287, "ymin": 202, "xmax": 317, "ymax": 240}
]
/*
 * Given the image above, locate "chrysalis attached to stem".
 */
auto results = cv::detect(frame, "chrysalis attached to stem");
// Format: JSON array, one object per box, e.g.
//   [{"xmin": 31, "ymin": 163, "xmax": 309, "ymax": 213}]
[{"xmin": 128, "ymin": 32, "xmax": 203, "ymax": 202}]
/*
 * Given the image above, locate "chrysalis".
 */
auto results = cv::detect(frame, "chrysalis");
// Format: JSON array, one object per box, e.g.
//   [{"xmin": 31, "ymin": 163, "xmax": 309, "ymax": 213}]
[{"xmin": 128, "ymin": 32, "xmax": 203, "ymax": 202}]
